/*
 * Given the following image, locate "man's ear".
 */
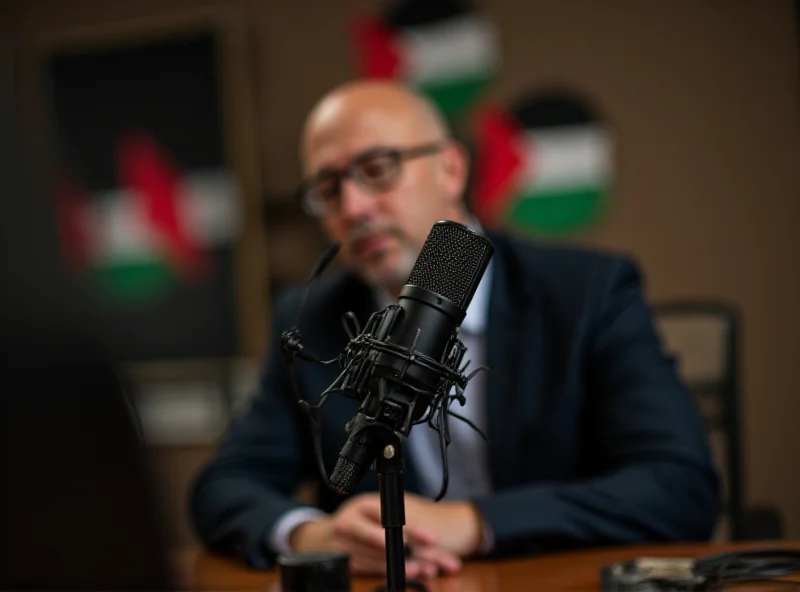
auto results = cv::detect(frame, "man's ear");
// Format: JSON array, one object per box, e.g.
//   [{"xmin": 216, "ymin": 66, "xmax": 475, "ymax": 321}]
[{"xmin": 439, "ymin": 140, "xmax": 470, "ymax": 203}]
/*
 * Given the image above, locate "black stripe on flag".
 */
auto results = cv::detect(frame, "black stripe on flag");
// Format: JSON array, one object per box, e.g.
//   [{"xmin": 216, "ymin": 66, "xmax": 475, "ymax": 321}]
[
  {"xmin": 384, "ymin": 0, "xmax": 474, "ymax": 28},
  {"xmin": 511, "ymin": 90, "xmax": 598, "ymax": 130}
]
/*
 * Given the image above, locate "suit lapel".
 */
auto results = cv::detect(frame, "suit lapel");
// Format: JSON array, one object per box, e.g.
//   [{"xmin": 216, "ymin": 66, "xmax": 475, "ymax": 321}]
[{"xmin": 483, "ymin": 234, "xmax": 541, "ymax": 489}]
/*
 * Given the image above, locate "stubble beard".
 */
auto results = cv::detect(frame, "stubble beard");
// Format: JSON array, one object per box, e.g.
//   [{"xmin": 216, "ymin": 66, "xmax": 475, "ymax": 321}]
[{"xmin": 360, "ymin": 240, "xmax": 419, "ymax": 296}]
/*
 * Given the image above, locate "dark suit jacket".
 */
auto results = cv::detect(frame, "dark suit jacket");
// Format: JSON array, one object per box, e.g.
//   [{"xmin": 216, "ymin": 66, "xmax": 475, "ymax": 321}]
[{"xmin": 190, "ymin": 231, "xmax": 720, "ymax": 568}]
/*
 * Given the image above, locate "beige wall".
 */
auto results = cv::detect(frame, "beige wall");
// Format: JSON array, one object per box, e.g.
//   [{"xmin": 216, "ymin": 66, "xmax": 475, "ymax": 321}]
[{"xmin": 3, "ymin": 0, "xmax": 798, "ymax": 543}]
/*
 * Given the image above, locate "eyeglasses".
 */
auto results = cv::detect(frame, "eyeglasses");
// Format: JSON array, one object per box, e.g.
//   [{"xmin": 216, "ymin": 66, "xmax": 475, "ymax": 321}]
[{"xmin": 297, "ymin": 141, "xmax": 445, "ymax": 217}]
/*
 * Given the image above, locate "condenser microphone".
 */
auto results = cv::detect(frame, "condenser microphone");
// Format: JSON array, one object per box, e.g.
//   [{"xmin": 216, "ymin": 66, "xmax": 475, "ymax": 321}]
[{"xmin": 329, "ymin": 220, "xmax": 494, "ymax": 495}]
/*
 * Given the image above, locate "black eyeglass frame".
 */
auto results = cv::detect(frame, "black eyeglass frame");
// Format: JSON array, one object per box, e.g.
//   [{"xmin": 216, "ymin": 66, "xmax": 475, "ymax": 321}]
[{"xmin": 296, "ymin": 141, "xmax": 446, "ymax": 217}]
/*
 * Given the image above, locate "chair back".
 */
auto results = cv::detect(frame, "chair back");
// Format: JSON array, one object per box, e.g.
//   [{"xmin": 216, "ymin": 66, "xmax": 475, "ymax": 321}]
[{"xmin": 653, "ymin": 300, "xmax": 744, "ymax": 540}]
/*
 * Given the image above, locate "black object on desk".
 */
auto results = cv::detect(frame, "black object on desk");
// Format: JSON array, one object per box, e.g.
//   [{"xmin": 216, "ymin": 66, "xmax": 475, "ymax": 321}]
[
  {"xmin": 278, "ymin": 550, "xmax": 351, "ymax": 592},
  {"xmin": 599, "ymin": 547, "xmax": 800, "ymax": 591}
]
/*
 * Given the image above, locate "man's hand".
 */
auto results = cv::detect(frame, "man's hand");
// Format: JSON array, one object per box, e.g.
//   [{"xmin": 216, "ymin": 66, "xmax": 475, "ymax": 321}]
[
  {"xmin": 401, "ymin": 492, "xmax": 484, "ymax": 557},
  {"xmin": 289, "ymin": 494, "xmax": 463, "ymax": 578}
]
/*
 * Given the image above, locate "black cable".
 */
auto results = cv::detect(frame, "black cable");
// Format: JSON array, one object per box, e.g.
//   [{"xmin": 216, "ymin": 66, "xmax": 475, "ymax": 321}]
[
  {"xmin": 695, "ymin": 549, "xmax": 800, "ymax": 591},
  {"xmin": 712, "ymin": 577, "xmax": 800, "ymax": 590}
]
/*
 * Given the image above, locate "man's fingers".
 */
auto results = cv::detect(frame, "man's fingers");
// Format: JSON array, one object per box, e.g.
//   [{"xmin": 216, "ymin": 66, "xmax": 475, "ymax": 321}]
[
  {"xmin": 405, "ymin": 559, "xmax": 425, "ymax": 580},
  {"xmin": 355, "ymin": 495, "xmax": 384, "ymax": 521},
  {"xmin": 349, "ymin": 554, "xmax": 387, "ymax": 576},
  {"xmin": 338, "ymin": 535, "xmax": 459, "ymax": 579},
  {"xmin": 349, "ymin": 556, "xmax": 438, "ymax": 579},
  {"xmin": 334, "ymin": 514, "xmax": 386, "ymax": 549},
  {"xmin": 347, "ymin": 551, "xmax": 435, "ymax": 578},
  {"xmin": 333, "ymin": 537, "xmax": 385, "ymax": 565},
  {"xmin": 403, "ymin": 521, "xmax": 438, "ymax": 547},
  {"xmin": 407, "ymin": 558, "xmax": 442, "ymax": 580},
  {"xmin": 334, "ymin": 494, "xmax": 461, "ymax": 579},
  {"xmin": 407, "ymin": 545, "xmax": 462, "ymax": 574},
  {"xmin": 351, "ymin": 518, "xmax": 387, "ymax": 548},
  {"xmin": 349, "ymin": 495, "xmax": 437, "ymax": 548}
]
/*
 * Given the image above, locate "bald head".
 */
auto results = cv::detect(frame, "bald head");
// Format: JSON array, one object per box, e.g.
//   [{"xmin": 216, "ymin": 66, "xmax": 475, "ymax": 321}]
[
  {"xmin": 298, "ymin": 79, "xmax": 470, "ymax": 294},
  {"xmin": 301, "ymin": 80, "xmax": 450, "ymax": 172}
]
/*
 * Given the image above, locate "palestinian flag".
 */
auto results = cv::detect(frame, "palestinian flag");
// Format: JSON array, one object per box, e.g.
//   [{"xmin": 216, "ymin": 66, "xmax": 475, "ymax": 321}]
[
  {"xmin": 57, "ymin": 131, "xmax": 241, "ymax": 306},
  {"xmin": 473, "ymin": 91, "xmax": 614, "ymax": 236},
  {"xmin": 351, "ymin": 0, "xmax": 499, "ymax": 119},
  {"xmin": 45, "ymin": 32, "xmax": 242, "ymax": 362}
]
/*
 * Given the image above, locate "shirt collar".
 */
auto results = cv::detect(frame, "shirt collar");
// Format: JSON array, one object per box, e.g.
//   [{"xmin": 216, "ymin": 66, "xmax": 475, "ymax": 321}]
[{"xmin": 373, "ymin": 219, "xmax": 492, "ymax": 336}]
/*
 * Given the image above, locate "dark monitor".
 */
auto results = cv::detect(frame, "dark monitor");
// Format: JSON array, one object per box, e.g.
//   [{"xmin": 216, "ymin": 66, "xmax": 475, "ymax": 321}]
[
  {"xmin": 0, "ymin": 91, "xmax": 175, "ymax": 591},
  {"xmin": 1, "ymin": 352, "xmax": 176, "ymax": 591}
]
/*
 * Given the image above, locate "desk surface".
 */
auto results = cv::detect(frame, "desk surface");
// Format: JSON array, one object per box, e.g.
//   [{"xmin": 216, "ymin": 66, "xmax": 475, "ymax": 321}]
[{"xmin": 175, "ymin": 540, "xmax": 800, "ymax": 591}]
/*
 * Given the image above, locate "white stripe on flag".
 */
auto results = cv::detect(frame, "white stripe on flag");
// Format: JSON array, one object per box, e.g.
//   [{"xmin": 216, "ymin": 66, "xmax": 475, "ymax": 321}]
[
  {"xmin": 521, "ymin": 125, "xmax": 613, "ymax": 193},
  {"xmin": 399, "ymin": 15, "xmax": 499, "ymax": 83},
  {"xmin": 182, "ymin": 170, "xmax": 243, "ymax": 244},
  {"xmin": 86, "ymin": 189, "xmax": 157, "ymax": 263},
  {"xmin": 85, "ymin": 169, "xmax": 242, "ymax": 263}
]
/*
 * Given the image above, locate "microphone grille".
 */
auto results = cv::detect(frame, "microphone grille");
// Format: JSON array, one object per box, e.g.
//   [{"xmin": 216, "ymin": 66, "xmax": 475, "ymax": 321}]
[
  {"xmin": 329, "ymin": 455, "xmax": 364, "ymax": 496},
  {"xmin": 406, "ymin": 221, "xmax": 494, "ymax": 310}
]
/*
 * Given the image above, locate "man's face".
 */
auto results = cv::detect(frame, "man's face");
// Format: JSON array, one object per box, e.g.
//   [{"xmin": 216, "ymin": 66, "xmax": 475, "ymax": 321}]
[{"xmin": 301, "ymin": 98, "xmax": 466, "ymax": 292}]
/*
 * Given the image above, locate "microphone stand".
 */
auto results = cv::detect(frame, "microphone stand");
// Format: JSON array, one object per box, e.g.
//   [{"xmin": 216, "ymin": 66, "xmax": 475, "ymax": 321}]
[{"xmin": 372, "ymin": 431, "xmax": 428, "ymax": 592}]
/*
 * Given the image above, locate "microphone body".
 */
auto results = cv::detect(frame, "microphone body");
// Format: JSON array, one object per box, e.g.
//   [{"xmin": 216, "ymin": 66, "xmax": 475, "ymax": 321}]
[{"xmin": 329, "ymin": 220, "xmax": 494, "ymax": 495}]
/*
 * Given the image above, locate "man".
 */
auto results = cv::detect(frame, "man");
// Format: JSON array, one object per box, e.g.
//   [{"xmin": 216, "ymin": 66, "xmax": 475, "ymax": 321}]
[{"xmin": 190, "ymin": 80, "xmax": 720, "ymax": 578}]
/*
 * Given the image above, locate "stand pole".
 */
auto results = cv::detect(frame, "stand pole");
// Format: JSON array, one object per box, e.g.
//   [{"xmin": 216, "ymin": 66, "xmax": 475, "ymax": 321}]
[
  {"xmin": 372, "ymin": 434, "xmax": 428, "ymax": 592},
  {"xmin": 379, "ymin": 468, "xmax": 406, "ymax": 590}
]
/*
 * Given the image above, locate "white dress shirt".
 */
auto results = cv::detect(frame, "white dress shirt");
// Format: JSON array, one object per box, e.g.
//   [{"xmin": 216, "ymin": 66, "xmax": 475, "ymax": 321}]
[
  {"xmin": 403, "ymin": 260, "xmax": 493, "ymax": 501},
  {"xmin": 269, "ymin": 241, "xmax": 495, "ymax": 556}
]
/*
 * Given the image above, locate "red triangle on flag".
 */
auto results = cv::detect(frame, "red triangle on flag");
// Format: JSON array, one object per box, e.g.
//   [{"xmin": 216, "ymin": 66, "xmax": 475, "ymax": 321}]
[
  {"xmin": 472, "ymin": 105, "xmax": 525, "ymax": 226},
  {"xmin": 116, "ymin": 131, "xmax": 206, "ymax": 277},
  {"xmin": 350, "ymin": 17, "xmax": 403, "ymax": 78}
]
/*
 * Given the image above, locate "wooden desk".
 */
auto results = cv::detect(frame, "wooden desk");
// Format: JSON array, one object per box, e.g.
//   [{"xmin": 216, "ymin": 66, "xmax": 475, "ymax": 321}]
[{"xmin": 175, "ymin": 541, "xmax": 800, "ymax": 591}]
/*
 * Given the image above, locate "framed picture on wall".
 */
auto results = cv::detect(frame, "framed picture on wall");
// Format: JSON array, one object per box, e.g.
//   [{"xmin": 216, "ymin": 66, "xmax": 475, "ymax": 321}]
[{"xmin": 21, "ymin": 9, "xmax": 268, "ymax": 366}]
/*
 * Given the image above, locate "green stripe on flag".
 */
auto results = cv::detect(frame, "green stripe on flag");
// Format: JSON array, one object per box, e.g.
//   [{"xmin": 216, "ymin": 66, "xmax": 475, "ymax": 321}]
[
  {"xmin": 90, "ymin": 258, "xmax": 175, "ymax": 305},
  {"xmin": 418, "ymin": 74, "xmax": 492, "ymax": 117},
  {"xmin": 505, "ymin": 186, "xmax": 607, "ymax": 235}
]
